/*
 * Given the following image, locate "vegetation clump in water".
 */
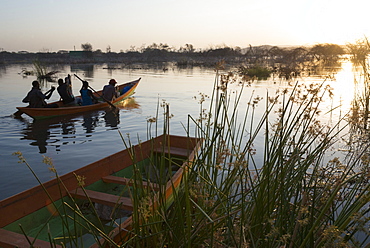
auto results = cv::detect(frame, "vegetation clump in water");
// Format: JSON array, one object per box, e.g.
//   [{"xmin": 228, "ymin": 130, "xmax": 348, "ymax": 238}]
[
  {"xmin": 238, "ymin": 65, "xmax": 272, "ymax": 80},
  {"xmin": 33, "ymin": 60, "xmax": 58, "ymax": 82},
  {"xmin": 11, "ymin": 39, "xmax": 370, "ymax": 247}
]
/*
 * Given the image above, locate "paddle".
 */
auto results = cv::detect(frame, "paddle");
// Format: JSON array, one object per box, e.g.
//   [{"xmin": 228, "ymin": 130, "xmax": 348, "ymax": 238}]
[
  {"xmin": 13, "ymin": 109, "xmax": 23, "ymax": 118},
  {"xmin": 74, "ymin": 74, "xmax": 117, "ymax": 110}
]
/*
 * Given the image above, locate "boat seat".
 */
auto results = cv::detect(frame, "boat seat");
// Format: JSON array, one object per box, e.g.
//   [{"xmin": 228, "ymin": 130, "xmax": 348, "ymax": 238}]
[
  {"xmin": 0, "ymin": 229, "xmax": 62, "ymax": 248},
  {"xmin": 153, "ymin": 146, "xmax": 191, "ymax": 157},
  {"xmin": 102, "ymin": 175, "xmax": 160, "ymax": 191},
  {"xmin": 70, "ymin": 188, "xmax": 133, "ymax": 211}
]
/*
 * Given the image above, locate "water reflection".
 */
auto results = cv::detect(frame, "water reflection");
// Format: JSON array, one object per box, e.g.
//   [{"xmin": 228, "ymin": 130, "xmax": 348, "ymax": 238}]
[
  {"xmin": 103, "ymin": 98, "xmax": 141, "ymax": 128},
  {"xmin": 19, "ymin": 116, "xmax": 78, "ymax": 153},
  {"xmin": 82, "ymin": 113, "xmax": 99, "ymax": 134},
  {"xmin": 70, "ymin": 64, "xmax": 94, "ymax": 78},
  {"xmin": 0, "ymin": 66, "xmax": 7, "ymax": 78},
  {"xmin": 104, "ymin": 109, "xmax": 120, "ymax": 128},
  {"xmin": 18, "ymin": 98, "xmax": 139, "ymax": 153}
]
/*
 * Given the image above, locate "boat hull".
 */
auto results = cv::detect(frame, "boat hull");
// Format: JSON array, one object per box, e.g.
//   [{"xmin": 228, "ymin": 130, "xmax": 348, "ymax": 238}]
[
  {"xmin": 0, "ymin": 134, "xmax": 201, "ymax": 248},
  {"xmin": 16, "ymin": 78, "xmax": 140, "ymax": 119}
]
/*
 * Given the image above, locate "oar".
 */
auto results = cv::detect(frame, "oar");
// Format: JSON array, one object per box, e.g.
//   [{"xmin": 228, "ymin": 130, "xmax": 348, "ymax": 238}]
[
  {"xmin": 13, "ymin": 109, "xmax": 23, "ymax": 118},
  {"xmin": 74, "ymin": 74, "xmax": 117, "ymax": 110}
]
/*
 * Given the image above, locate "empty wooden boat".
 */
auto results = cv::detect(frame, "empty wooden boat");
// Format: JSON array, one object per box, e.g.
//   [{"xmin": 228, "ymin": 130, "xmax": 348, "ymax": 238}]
[{"xmin": 0, "ymin": 134, "xmax": 202, "ymax": 247}]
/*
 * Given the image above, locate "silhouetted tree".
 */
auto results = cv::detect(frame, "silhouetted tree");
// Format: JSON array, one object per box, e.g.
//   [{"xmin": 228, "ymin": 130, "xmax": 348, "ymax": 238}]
[
  {"xmin": 347, "ymin": 39, "xmax": 370, "ymax": 66},
  {"xmin": 81, "ymin": 43, "xmax": 93, "ymax": 52},
  {"xmin": 106, "ymin": 45, "xmax": 111, "ymax": 53},
  {"xmin": 309, "ymin": 43, "xmax": 344, "ymax": 63},
  {"xmin": 179, "ymin": 44, "xmax": 195, "ymax": 53}
]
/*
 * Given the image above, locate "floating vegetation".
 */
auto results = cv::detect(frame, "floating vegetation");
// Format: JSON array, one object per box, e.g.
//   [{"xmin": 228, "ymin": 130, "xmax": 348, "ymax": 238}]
[
  {"xmin": 33, "ymin": 60, "xmax": 58, "ymax": 82},
  {"xmin": 19, "ymin": 68, "xmax": 34, "ymax": 77},
  {"xmin": 238, "ymin": 65, "xmax": 272, "ymax": 80}
]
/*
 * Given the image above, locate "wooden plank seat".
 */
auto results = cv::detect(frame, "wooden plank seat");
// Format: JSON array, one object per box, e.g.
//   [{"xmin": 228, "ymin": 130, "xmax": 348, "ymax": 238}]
[
  {"xmin": 153, "ymin": 146, "xmax": 191, "ymax": 157},
  {"xmin": 0, "ymin": 229, "xmax": 62, "ymax": 248},
  {"xmin": 102, "ymin": 175, "xmax": 160, "ymax": 191},
  {"xmin": 70, "ymin": 188, "xmax": 133, "ymax": 211}
]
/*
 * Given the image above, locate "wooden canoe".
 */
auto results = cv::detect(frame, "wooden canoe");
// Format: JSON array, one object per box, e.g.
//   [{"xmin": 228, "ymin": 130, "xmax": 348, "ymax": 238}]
[
  {"xmin": 0, "ymin": 134, "xmax": 202, "ymax": 247},
  {"xmin": 16, "ymin": 78, "xmax": 141, "ymax": 119}
]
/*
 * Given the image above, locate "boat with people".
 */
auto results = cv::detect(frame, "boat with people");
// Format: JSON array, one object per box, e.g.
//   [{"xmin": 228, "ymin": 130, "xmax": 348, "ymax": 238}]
[
  {"xmin": 0, "ymin": 134, "xmax": 202, "ymax": 247},
  {"xmin": 16, "ymin": 77, "xmax": 141, "ymax": 119}
]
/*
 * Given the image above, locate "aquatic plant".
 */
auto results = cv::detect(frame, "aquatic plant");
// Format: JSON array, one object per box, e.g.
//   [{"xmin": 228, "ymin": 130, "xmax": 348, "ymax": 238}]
[
  {"xmin": 33, "ymin": 60, "xmax": 58, "ymax": 82},
  {"xmin": 11, "ymin": 61, "xmax": 370, "ymax": 247},
  {"xmin": 238, "ymin": 65, "xmax": 272, "ymax": 80},
  {"xmin": 19, "ymin": 68, "xmax": 34, "ymax": 77},
  {"xmin": 12, "ymin": 152, "xmax": 118, "ymax": 247},
  {"xmin": 120, "ymin": 68, "xmax": 370, "ymax": 247},
  {"xmin": 347, "ymin": 38, "xmax": 370, "ymax": 130}
]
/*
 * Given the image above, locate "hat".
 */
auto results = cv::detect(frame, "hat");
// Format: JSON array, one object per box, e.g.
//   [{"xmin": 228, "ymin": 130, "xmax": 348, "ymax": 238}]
[{"xmin": 109, "ymin": 79, "xmax": 117, "ymax": 85}]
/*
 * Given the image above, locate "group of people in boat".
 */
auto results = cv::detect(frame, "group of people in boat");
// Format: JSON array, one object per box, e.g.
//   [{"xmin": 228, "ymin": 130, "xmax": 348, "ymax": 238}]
[{"xmin": 22, "ymin": 75, "xmax": 119, "ymax": 108}]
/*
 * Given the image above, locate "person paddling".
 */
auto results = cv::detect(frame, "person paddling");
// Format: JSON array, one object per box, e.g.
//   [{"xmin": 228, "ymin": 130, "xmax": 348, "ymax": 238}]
[
  {"xmin": 22, "ymin": 80, "xmax": 57, "ymax": 108},
  {"xmin": 102, "ymin": 79, "xmax": 119, "ymax": 101},
  {"xmin": 80, "ymin": 81, "xmax": 98, "ymax": 106},
  {"xmin": 57, "ymin": 74, "xmax": 75, "ymax": 105}
]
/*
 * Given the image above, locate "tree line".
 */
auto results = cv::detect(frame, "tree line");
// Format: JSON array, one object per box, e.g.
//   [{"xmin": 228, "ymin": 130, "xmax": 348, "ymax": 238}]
[
  {"xmin": 73, "ymin": 42, "xmax": 346, "ymax": 67},
  {"xmin": 78, "ymin": 42, "xmax": 345, "ymax": 63},
  {"xmin": 0, "ymin": 42, "xmax": 346, "ymax": 78}
]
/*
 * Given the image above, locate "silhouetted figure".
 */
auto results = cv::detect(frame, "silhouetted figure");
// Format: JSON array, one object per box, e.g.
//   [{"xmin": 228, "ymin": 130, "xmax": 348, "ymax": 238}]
[
  {"xmin": 22, "ymin": 80, "xmax": 57, "ymax": 108},
  {"xmin": 57, "ymin": 74, "xmax": 75, "ymax": 105},
  {"xmin": 80, "ymin": 81, "xmax": 97, "ymax": 106},
  {"xmin": 102, "ymin": 79, "xmax": 118, "ymax": 101}
]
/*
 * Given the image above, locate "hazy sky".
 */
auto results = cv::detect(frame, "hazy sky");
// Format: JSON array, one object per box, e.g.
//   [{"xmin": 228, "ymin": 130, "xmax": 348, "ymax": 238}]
[{"xmin": 1, "ymin": 0, "xmax": 369, "ymax": 52}]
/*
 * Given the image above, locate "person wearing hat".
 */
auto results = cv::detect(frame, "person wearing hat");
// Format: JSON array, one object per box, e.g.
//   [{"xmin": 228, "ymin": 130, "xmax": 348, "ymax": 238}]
[{"xmin": 102, "ymin": 79, "xmax": 118, "ymax": 101}]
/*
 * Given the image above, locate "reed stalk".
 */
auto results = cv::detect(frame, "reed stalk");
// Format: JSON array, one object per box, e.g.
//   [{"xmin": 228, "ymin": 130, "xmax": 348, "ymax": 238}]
[
  {"xmin": 127, "ymin": 70, "xmax": 370, "ymax": 247},
  {"xmin": 13, "ymin": 59, "xmax": 370, "ymax": 247}
]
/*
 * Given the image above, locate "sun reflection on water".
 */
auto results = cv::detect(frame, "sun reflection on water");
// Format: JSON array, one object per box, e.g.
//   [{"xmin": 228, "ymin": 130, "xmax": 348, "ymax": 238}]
[{"xmin": 330, "ymin": 60, "xmax": 356, "ymax": 112}]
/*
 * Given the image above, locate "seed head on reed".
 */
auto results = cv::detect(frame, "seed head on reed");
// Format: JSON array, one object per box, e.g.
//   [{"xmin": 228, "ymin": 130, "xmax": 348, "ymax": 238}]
[
  {"xmin": 75, "ymin": 174, "xmax": 86, "ymax": 187},
  {"xmin": 12, "ymin": 151, "xmax": 26, "ymax": 164},
  {"xmin": 147, "ymin": 116, "xmax": 157, "ymax": 123},
  {"xmin": 42, "ymin": 155, "xmax": 53, "ymax": 166},
  {"xmin": 193, "ymin": 92, "xmax": 209, "ymax": 104},
  {"xmin": 214, "ymin": 60, "xmax": 226, "ymax": 71},
  {"xmin": 196, "ymin": 108, "xmax": 212, "ymax": 123},
  {"xmin": 321, "ymin": 225, "xmax": 345, "ymax": 246},
  {"xmin": 138, "ymin": 197, "xmax": 152, "ymax": 220},
  {"xmin": 360, "ymin": 154, "xmax": 370, "ymax": 166}
]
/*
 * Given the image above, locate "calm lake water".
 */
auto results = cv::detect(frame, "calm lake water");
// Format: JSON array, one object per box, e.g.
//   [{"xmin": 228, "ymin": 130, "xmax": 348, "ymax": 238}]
[{"xmin": 0, "ymin": 62, "xmax": 355, "ymax": 200}]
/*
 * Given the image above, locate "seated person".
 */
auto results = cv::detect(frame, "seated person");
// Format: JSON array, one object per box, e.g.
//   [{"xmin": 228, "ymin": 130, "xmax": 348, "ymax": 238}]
[
  {"xmin": 22, "ymin": 80, "xmax": 57, "ymax": 108},
  {"xmin": 57, "ymin": 74, "xmax": 75, "ymax": 105},
  {"xmin": 80, "ymin": 81, "xmax": 98, "ymax": 106},
  {"xmin": 102, "ymin": 79, "xmax": 118, "ymax": 101}
]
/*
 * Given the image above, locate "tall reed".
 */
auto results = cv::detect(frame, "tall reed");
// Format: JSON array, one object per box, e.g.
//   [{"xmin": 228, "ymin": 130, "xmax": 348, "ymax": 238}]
[
  {"xmin": 347, "ymin": 38, "xmax": 370, "ymax": 130},
  {"xmin": 12, "ymin": 152, "xmax": 119, "ymax": 247},
  {"xmin": 13, "ymin": 60, "xmax": 370, "ymax": 247},
  {"xmin": 124, "ymin": 68, "xmax": 370, "ymax": 247}
]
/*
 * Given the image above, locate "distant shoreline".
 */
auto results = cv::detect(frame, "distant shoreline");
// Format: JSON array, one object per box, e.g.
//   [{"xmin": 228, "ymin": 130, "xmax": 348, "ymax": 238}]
[
  {"xmin": 0, "ymin": 43, "xmax": 347, "ymax": 82},
  {"xmin": 0, "ymin": 50, "xmax": 248, "ymax": 67}
]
